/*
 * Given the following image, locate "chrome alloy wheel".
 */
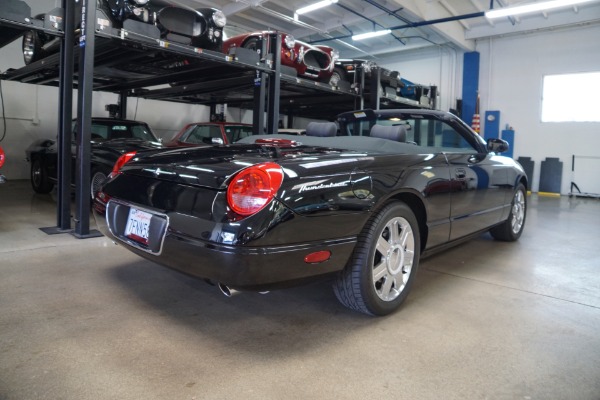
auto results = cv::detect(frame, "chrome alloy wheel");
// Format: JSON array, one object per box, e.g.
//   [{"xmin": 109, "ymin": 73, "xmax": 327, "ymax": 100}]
[
  {"xmin": 372, "ymin": 216, "xmax": 415, "ymax": 302},
  {"xmin": 511, "ymin": 189, "xmax": 526, "ymax": 235}
]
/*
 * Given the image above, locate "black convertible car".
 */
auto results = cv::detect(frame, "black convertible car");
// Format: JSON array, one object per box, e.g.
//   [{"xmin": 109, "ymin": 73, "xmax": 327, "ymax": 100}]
[
  {"xmin": 93, "ymin": 109, "xmax": 527, "ymax": 316},
  {"xmin": 26, "ymin": 118, "xmax": 162, "ymax": 198}
]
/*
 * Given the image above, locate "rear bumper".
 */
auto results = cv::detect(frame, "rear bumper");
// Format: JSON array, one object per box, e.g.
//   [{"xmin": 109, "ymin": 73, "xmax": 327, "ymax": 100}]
[{"xmin": 94, "ymin": 199, "xmax": 356, "ymax": 291}]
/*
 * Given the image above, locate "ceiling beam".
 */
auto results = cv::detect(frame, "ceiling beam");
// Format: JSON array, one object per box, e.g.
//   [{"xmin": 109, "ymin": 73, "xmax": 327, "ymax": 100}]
[{"xmin": 387, "ymin": 0, "xmax": 476, "ymax": 51}]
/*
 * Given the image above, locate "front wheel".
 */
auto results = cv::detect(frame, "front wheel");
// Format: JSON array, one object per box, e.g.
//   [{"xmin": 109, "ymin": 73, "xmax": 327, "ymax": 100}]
[
  {"xmin": 31, "ymin": 158, "xmax": 54, "ymax": 194},
  {"xmin": 333, "ymin": 202, "xmax": 421, "ymax": 316},
  {"xmin": 329, "ymin": 67, "xmax": 346, "ymax": 87},
  {"xmin": 490, "ymin": 183, "xmax": 527, "ymax": 241}
]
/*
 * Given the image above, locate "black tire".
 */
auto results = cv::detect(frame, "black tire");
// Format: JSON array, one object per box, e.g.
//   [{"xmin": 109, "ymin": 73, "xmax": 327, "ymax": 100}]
[
  {"xmin": 90, "ymin": 169, "xmax": 108, "ymax": 200},
  {"xmin": 242, "ymin": 37, "xmax": 260, "ymax": 51},
  {"xmin": 333, "ymin": 202, "xmax": 421, "ymax": 316},
  {"xmin": 490, "ymin": 183, "xmax": 527, "ymax": 241},
  {"xmin": 22, "ymin": 30, "xmax": 43, "ymax": 65},
  {"xmin": 31, "ymin": 158, "xmax": 54, "ymax": 194},
  {"xmin": 329, "ymin": 67, "xmax": 346, "ymax": 86}
]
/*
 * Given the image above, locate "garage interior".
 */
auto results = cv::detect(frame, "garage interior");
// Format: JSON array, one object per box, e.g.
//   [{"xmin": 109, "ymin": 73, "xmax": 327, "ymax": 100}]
[{"xmin": 1, "ymin": 0, "xmax": 600, "ymax": 399}]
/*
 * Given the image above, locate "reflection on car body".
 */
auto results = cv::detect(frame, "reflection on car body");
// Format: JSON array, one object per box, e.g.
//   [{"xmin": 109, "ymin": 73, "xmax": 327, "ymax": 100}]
[{"xmin": 93, "ymin": 109, "xmax": 527, "ymax": 316}]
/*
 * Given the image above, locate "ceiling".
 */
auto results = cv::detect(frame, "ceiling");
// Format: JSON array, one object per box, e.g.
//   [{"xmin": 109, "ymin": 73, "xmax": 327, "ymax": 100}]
[{"xmin": 174, "ymin": 0, "xmax": 600, "ymax": 59}]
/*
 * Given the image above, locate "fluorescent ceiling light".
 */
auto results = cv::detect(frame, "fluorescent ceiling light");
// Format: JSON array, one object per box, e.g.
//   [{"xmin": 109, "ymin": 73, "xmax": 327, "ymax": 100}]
[
  {"xmin": 485, "ymin": 0, "xmax": 597, "ymax": 18},
  {"xmin": 352, "ymin": 29, "xmax": 392, "ymax": 41},
  {"xmin": 296, "ymin": 0, "xmax": 339, "ymax": 15}
]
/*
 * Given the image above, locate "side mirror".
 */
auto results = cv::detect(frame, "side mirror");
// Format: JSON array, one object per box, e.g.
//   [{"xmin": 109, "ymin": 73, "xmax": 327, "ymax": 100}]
[
  {"xmin": 487, "ymin": 138, "xmax": 509, "ymax": 153},
  {"xmin": 211, "ymin": 137, "xmax": 224, "ymax": 145}
]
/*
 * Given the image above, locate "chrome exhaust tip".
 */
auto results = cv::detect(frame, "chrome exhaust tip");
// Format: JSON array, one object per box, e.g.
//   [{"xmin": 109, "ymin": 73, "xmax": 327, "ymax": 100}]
[{"xmin": 218, "ymin": 283, "xmax": 240, "ymax": 297}]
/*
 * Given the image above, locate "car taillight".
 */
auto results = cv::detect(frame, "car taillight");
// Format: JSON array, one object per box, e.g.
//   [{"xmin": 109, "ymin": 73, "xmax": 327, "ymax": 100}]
[
  {"xmin": 227, "ymin": 162, "xmax": 284, "ymax": 216},
  {"xmin": 110, "ymin": 151, "xmax": 137, "ymax": 177},
  {"xmin": 0, "ymin": 146, "xmax": 5, "ymax": 169}
]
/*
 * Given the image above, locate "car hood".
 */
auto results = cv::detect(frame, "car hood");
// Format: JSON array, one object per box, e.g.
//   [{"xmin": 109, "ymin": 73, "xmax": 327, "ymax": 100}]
[{"xmin": 117, "ymin": 143, "xmax": 373, "ymax": 190}]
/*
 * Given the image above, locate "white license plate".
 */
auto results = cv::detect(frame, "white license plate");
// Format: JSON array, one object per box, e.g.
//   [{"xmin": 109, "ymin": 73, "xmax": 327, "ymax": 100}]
[{"xmin": 124, "ymin": 207, "xmax": 152, "ymax": 245}]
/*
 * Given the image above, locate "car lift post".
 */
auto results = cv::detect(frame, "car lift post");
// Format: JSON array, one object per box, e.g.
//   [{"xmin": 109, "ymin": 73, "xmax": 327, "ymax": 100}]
[
  {"xmin": 267, "ymin": 32, "xmax": 281, "ymax": 135},
  {"xmin": 56, "ymin": 0, "xmax": 75, "ymax": 231},
  {"xmin": 252, "ymin": 38, "xmax": 267, "ymax": 135},
  {"xmin": 72, "ymin": 0, "xmax": 101, "ymax": 238}
]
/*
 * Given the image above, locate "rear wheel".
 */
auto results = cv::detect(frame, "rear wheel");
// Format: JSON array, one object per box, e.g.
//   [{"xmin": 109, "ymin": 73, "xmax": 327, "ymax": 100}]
[
  {"xmin": 90, "ymin": 169, "xmax": 108, "ymax": 199},
  {"xmin": 333, "ymin": 202, "xmax": 420, "ymax": 316},
  {"xmin": 490, "ymin": 183, "xmax": 527, "ymax": 241},
  {"xmin": 31, "ymin": 158, "xmax": 54, "ymax": 194}
]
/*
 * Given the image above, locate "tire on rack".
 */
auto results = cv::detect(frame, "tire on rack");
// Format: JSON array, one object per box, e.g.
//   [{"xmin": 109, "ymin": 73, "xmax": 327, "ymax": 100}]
[
  {"xmin": 90, "ymin": 169, "xmax": 108, "ymax": 200},
  {"xmin": 329, "ymin": 67, "xmax": 347, "ymax": 87},
  {"xmin": 22, "ymin": 14, "xmax": 47, "ymax": 65},
  {"xmin": 31, "ymin": 158, "xmax": 54, "ymax": 194},
  {"xmin": 333, "ymin": 202, "xmax": 421, "ymax": 316},
  {"xmin": 242, "ymin": 37, "xmax": 260, "ymax": 51},
  {"xmin": 490, "ymin": 183, "xmax": 527, "ymax": 242}
]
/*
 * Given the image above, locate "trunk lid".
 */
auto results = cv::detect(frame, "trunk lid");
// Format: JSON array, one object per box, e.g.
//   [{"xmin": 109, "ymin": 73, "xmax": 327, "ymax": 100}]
[{"xmin": 117, "ymin": 143, "xmax": 369, "ymax": 189}]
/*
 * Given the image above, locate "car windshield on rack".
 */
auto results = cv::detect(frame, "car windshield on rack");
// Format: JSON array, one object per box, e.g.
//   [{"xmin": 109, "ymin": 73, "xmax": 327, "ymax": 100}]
[{"xmin": 90, "ymin": 121, "xmax": 159, "ymax": 142}]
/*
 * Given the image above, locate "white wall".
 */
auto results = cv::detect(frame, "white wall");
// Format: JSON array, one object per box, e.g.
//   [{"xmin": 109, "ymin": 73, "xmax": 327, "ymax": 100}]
[{"xmin": 476, "ymin": 23, "xmax": 600, "ymax": 194}]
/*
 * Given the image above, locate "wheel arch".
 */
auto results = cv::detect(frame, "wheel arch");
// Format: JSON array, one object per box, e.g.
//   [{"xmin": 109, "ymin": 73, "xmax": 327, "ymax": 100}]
[{"xmin": 376, "ymin": 191, "xmax": 428, "ymax": 253}]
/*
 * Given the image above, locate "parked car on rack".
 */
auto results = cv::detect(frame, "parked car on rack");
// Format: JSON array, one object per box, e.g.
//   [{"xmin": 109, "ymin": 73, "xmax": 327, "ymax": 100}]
[
  {"xmin": 0, "ymin": 145, "xmax": 6, "ymax": 184},
  {"xmin": 223, "ymin": 31, "xmax": 338, "ymax": 82},
  {"xmin": 22, "ymin": 1, "xmax": 226, "ymax": 64},
  {"xmin": 330, "ymin": 59, "xmax": 403, "ymax": 95},
  {"xmin": 164, "ymin": 121, "xmax": 253, "ymax": 147},
  {"xmin": 93, "ymin": 108, "xmax": 527, "ymax": 316},
  {"xmin": 26, "ymin": 118, "xmax": 162, "ymax": 198}
]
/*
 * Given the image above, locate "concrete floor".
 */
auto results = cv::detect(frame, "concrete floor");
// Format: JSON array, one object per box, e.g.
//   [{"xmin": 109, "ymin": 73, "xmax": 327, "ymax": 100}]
[{"xmin": 1, "ymin": 179, "xmax": 599, "ymax": 400}]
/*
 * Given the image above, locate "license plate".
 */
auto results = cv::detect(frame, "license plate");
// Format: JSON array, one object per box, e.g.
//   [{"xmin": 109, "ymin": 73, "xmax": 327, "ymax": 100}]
[{"xmin": 124, "ymin": 207, "xmax": 152, "ymax": 245}]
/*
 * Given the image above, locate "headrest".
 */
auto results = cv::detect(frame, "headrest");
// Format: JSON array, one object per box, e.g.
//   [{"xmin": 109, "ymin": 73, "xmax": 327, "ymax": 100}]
[
  {"xmin": 305, "ymin": 122, "xmax": 337, "ymax": 137},
  {"xmin": 370, "ymin": 124, "xmax": 406, "ymax": 142}
]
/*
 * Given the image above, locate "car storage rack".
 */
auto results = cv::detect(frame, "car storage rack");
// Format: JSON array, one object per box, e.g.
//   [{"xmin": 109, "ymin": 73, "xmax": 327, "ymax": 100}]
[{"xmin": 0, "ymin": 0, "xmax": 434, "ymax": 239}]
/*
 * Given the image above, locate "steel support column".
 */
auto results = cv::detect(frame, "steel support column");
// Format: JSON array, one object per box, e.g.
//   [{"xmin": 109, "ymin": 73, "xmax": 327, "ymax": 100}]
[
  {"xmin": 252, "ymin": 38, "xmax": 267, "ymax": 135},
  {"xmin": 267, "ymin": 33, "xmax": 281, "ymax": 134},
  {"xmin": 73, "ymin": 0, "xmax": 101, "ymax": 238},
  {"xmin": 119, "ymin": 90, "xmax": 127, "ymax": 119},
  {"xmin": 55, "ymin": 0, "xmax": 75, "ymax": 231}
]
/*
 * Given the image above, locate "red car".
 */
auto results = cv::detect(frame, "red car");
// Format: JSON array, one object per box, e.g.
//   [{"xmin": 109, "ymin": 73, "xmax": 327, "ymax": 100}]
[
  {"xmin": 0, "ymin": 145, "xmax": 6, "ymax": 184},
  {"xmin": 164, "ymin": 122, "xmax": 254, "ymax": 147},
  {"xmin": 223, "ymin": 31, "xmax": 338, "ymax": 82}
]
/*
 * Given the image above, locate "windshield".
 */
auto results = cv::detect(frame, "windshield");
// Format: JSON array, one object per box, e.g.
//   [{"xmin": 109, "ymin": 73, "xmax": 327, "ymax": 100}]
[
  {"xmin": 87, "ymin": 121, "xmax": 159, "ymax": 142},
  {"xmin": 339, "ymin": 111, "xmax": 481, "ymax": 154},
  {"xmin": 223, "ymin": 125, "xmax": 253, "ymax": 143}
]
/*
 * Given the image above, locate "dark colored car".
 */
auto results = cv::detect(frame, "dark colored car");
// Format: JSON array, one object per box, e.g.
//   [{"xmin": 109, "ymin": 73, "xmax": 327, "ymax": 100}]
[
  {"xmin": 22, "ymin": 0, "xmax": 226, "ymax": 64},
  {"xmin": 164, "ymin": 122, "xmax": 253, "ymax": 147},
  {"xmin": 26, "ymin": 118, "xmax": 162, "ymax": 198},
  {"xmin": 223, "ymin": 31, "xmax": 338, "ymax": 82},
  {"xmin": 330, "ymin": 59, "xmax": 403, "ymax": 95},
  {"xmin": 0, "ymin": 145, "xmax": 5, "ymax": 184},
  {"xmin": 93, "ymin": 109, "xmax": 527, "ymax": 316}
]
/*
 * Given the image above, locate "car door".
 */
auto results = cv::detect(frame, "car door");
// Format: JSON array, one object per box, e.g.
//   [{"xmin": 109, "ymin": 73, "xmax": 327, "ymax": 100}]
[{"xmin": 438, "ymin": 122, "xmax": 511, "ymax": 240}]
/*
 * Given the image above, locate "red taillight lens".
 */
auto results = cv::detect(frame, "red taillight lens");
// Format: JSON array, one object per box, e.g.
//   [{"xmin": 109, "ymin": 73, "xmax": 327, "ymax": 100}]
[
  {"xmin": 227, "ymin": 162, "xmax": 284, "ymax": 216},
  {"xmin": 110, "ymin": 151, "xmax": 137, "ymax": 177},
  {"xmin": 0, "ymin": 147, "xmax": 5, "ymax": 169}
]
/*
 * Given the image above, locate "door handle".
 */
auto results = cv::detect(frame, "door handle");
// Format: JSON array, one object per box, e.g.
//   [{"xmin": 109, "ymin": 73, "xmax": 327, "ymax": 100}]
[{"xmin": 455, "ymin": 168, "xmax": 467, "ymax": 179}]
